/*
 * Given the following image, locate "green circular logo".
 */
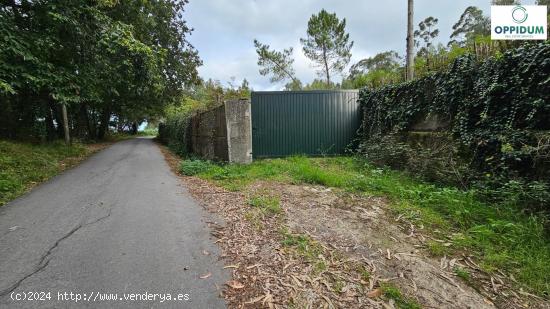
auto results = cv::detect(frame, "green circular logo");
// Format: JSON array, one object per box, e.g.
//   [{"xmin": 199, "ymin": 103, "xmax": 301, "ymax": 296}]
[{"xmin": 512, "ymin": 6, "xmax": 528, "ymax": 24}]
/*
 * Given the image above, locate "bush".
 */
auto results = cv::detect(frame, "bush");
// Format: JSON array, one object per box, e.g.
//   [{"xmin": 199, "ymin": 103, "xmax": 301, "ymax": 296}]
[
  {"xmin": 178, "ymin": 160, "xmax": 214, "ymax": 176},
  {"xmin": 358, "ymin": 134, "xmax": 474, "ymax": 187},
  {"xmin": 158, "ymin": 114, "xmax": 191, "ymax": 156},
  {"xmin": 248, "ymin": 194, "xmax": 281, "ymax": 214},
  {"xmin": 358, "ymin": 42, "xmax": 550, "ymax": 213},
  {"xmin": 474, "ymin": 179, "xmax": 550, "ymax": 213}
]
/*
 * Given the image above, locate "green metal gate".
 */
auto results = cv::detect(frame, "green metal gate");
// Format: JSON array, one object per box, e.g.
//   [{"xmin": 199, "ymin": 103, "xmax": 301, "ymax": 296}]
[{"xmin": 251, "ymin": 90, "xmax": 360, "ymax": 158}]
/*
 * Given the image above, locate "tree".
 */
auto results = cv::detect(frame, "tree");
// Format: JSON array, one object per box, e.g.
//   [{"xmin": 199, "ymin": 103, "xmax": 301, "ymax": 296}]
[
  {"xmin": 406, "ymin": 0, "xmax": 415, "ymax": 81},
  {"xmin": 414, "ymin": 16, "xmax": 440, "ymax": 56},
  {"xmin": 254, "ymin": 39, "xmax": 298, "ymax": 85},
  {"xmin": 349, "ymin": 51, "xmax": 401, "ymax": 78},
  {"xmin": 226, "ymin": 78, "xmax": 251, "ymax": 99},
  {"xmin": 344, "ymin": 51, "xmax": 402, "ymax": 90},
  {"xmin": 285, "ymin": 79, "xmax": 303, "ymax": 91},
  {"xmin": 300, "ymin": 9, "xmax": 353, "ymax": 86},
  {"xmin": 536, "ymin": 0, "xmax": 550, "ymax": 34},
  {"xmin": 538, "ymin": 0, "xmax": 550, "ymax": 9},
  {"xmin": 0, "ymin": 0, "xmax": 201, "ymax": 140},
  {"xmin": 491, "ymin": 0, "xmax": 520, "ymax": 4},
  {"xmin": 303, "ymin": 79, "xmax": 337, "ymax": 90},
  {"xmin": 449, "ymin": 6, "xmax": 490, "ymax": 46}
]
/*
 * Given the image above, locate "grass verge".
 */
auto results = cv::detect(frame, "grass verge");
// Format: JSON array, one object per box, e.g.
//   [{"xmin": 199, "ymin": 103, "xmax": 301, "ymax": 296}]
[
  {"xmin": 381, "ymin": 283, "xmax": 422, "ymax": 309},
  {"xmin": 177, "ymin": 155, "xmax": 550, "ymax": 296},
  {"xmin": 0, "ymin": 139, "xmax": 107, "ymax": 206}
]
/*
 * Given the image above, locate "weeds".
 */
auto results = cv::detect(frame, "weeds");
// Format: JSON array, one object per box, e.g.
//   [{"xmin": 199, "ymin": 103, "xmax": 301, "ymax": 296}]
[
  {"xmin": 454, "ymin": 267, "xmax": 471, "ymax": 281},
  {"xmin": 333, "ymin": 280, "xmax": 344, "ymax": 293},
  {"xmin": 184, "ymin": 155, "xmax": 550, "ymax": 295},
  {"xmin": 359, "ymin": 267, "xmax": 371, "ymax": 281},
  {"xmin": 179, "ymin": 159, "xmax": 215, "ymax": 176},
  {"xmin": 0, "ymin": 140, "xmax": 89, "ymax": 206},
  {"xmin": 426, "ymin": 241, "xmax": 450, "ymax": 257},
  {"xmin": 248, "ymin": 193, "xmax": 282, "ymax": 215},
  {"xmin": 381, "ymin": 283, "xmax": 422, "ymax": 309},
  {"xmin": 244, "ymin": 209, "xmax": 264, "ymax": 230},
  {"xmin": 280, "ymin": 228, "xmax": 324, "ymax": 262}
]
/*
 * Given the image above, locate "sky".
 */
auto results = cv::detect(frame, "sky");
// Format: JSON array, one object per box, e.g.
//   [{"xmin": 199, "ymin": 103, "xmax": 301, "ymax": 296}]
[{"xmin": 183, "ymin": 0, "xmax": 538, "ymax": 91}]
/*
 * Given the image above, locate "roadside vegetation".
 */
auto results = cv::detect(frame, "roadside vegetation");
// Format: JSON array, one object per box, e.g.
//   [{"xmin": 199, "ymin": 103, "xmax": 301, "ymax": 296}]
[
  {"xmin": 1, "ymin": 1, "xmax": 200, "ymax": 141},
  {"xmin": 254, "ymin": 1, "xmax": 550, "ymax": 91},
  {"xmin": 380, "ymin": 283, "xmax": 422, "ymax": 309},
  {"xmin": 0, "ymin": 140, "xmax": 100, "ymax": 206},
  {"xmin": 177, "ymin": 156, "xmax": 550, "ymax": 296}
]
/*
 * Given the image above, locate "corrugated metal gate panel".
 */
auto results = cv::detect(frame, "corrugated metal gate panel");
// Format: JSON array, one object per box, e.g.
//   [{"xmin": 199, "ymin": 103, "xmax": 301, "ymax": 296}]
[{"xmin": 251, "ymin": 90, "xmax": 360, "ymax": 158}]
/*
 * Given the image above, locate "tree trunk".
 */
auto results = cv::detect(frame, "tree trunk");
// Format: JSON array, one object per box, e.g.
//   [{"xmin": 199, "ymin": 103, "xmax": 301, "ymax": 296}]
[
  {"xmin": 406, "ymin": 0, "xmax": 415, "ymax": 81},
  {"xmin": 77, "ymin": 103, "xmax": 94, "ymax": 140},
  {"xmin": 42, "ymin": 92, "xmax": 56, "ymax": 141},
  {"xmin": 47, "ymin": 99, "xmax": 64, "ymax": 139},
  {"xmin": 61, "ymin": 104, "xmax": 70, "ymax": 145},
  {"xmin": 45, "ymin": 105, "xmax": 56, "ymax": 141},
  {"xmin": 97, "ymin": 107, "xmax": 111, "ymax": 140},
  {"xmin": 323, "ymin": 46, "xmax": 331, "ymax": 86},
  {"xmin": 131, "ymin": 122, "xmax": 138, "ymax": 135}
]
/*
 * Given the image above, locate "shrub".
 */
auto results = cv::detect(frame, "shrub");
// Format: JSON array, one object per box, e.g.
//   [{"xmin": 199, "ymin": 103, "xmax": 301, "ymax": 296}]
[
  {"xmin": 178, "ymin": 160, "xmax": 214, "ymax": 176},
  {"xmin": 474, "ymin": 179, "xmax": 550, "ymax": 213},
  {"xmin": 158, "ymin": 114, "xmax": 191, "ymax": 156},
  {"xmin": 358, "ymin": 134, "xmax": 474, "ymax": 187},
  {"xmin": 358, "ymin": 42, "xmax": 550, "ymax": 213},
  {"xmin": 248, "ymin": 194, "xmax": 281, "ymax": 214}
]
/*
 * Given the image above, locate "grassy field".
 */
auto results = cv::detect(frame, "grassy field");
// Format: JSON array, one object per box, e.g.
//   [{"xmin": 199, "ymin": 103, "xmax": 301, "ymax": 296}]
[
  {"xmin": 0, "ymin": 140, "xmax": 103, "ymax": 206},
  {"xmin": 179, "ymin": 156, "xmax": 550, "ymax": 296}
]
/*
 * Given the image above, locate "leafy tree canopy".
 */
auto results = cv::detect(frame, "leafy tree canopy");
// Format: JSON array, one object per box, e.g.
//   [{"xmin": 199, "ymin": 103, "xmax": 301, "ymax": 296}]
[
  {"xmin": 300, "ymin": 9, "xmax": 353, "ymax": 85},
  {"xmin": 253, "ymin": 39, "xmax": 297, "ymax": 85},
  {"xmin": 349, "ymin": 51, "xmax": 401, "ymax": 78},
  {"xmin": 449, "ymin": 6, "xmax": 490, "ymax": 46},
  {"xmin": 414, "ymin": 16, "xmax": 440, "ymax": 57},
  {"xmin": 0, "ymin": 0, "xmax": 200, "ymax": 140}
]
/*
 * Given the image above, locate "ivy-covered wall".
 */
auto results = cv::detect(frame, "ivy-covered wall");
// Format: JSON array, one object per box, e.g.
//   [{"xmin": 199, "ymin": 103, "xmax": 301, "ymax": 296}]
[{"xmin": 358, "ymin": 42, "xmax": 550, "ymax": 209}]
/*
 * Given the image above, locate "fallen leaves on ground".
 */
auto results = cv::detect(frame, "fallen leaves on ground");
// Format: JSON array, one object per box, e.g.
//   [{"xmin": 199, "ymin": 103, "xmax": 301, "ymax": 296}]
[
  {"xmin": 156, "ymin": 144, "xmax": 549, "ymax": 309},
  {"xmin": 226, "ymin": 280, "xmax": 245, "ymax": 289}
]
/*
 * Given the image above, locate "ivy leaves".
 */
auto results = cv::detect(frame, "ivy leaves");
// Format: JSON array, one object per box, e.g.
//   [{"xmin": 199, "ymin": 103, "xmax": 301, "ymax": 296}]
[{"xmin": 359, "ymin": 42, "xmax": 550, "ymax": 182}]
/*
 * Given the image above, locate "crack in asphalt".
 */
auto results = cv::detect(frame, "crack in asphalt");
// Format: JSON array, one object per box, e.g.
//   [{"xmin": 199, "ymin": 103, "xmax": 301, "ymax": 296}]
[{"xmin": 0, "ymin": 209, "xmax": 112, "ymax": 297}]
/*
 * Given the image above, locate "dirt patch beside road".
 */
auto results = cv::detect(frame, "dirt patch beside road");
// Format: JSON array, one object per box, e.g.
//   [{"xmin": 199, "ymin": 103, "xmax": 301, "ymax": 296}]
[{"xmin": 157, "ymin": 144, "xmax": 548, "ymax": 308}]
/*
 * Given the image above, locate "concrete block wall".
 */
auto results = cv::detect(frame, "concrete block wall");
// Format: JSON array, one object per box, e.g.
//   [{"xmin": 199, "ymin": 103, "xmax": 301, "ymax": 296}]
[
  {"xmin": 189, "ymin": 105, "xmax": 229, "ymax": 161},
  {"xmin": 225, "ymin": 99, "xmax": 252, "ymax": 164},
  {"xmin": 188, "ymin": 99, "xmax": 252, "ymax": 164}
]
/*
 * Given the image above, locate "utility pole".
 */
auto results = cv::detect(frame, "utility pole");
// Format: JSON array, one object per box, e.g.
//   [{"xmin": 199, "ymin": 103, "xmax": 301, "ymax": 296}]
[
  {"xmin": 61, "ymin": 104, "xmax": 70, "ymax": 145},
  {"xmin": 406, "ymin": 0, "xmax": 415, "ymax": 81}
]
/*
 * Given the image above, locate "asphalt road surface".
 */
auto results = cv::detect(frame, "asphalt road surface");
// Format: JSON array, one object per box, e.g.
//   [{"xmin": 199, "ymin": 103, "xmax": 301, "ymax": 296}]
[{"xmin": 0, "ymin": 138, "xmax": 227, "ymax": 308}]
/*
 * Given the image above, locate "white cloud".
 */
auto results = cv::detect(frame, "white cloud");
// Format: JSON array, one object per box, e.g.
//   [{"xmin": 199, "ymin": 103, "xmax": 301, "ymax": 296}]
[{"xmin": 184, "ymin": 0, "xmax": 537, "ymax": 90}]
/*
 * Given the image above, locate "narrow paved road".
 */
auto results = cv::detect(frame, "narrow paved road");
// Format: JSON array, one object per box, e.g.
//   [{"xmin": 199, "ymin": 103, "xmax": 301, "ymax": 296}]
[{"xmin": 0, "ymin": 138, "xmax": 227, "ymax": 308}]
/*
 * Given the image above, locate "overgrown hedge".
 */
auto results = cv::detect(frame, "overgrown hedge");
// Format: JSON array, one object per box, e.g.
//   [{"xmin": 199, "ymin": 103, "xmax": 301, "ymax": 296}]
[
  {"xmin": 358, "ymin": 42, "xmax": 550, "ymax": 211},
  {"xmin": 158, "ymin": 114, "xmax": 191, "ymax": 156}
]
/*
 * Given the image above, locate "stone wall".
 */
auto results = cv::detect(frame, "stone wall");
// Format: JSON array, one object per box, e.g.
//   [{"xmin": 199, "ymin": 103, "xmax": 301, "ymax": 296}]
[
  {"xmin": 225, "ymin": 99, "xmax": 252, "ymax": 164},
  {"xmin": 188, "ymin": 99, "xmax": 252, "ymax": 164},
  {"xmin": 189, "ymin": 105, "xmax": 228, "ymax": 161}
]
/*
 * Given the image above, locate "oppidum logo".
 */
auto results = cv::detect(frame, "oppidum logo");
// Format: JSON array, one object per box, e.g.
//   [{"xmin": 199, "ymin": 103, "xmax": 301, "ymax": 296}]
[{"xmin": 491, "ymin": 5, "xmax": 547, "ymax": 40}]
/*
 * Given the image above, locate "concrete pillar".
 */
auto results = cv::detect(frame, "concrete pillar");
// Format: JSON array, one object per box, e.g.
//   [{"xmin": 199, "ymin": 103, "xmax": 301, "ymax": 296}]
[{"xmin": 225, "ymin": 99, "xmax": 252, "ymax": 164}]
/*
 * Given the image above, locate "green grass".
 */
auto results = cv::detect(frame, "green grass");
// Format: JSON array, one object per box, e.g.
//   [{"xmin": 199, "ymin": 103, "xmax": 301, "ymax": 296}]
[
  {"xmin": 179, "ymin": 159, "xmax": 214, "ymax": 176},
  {"xmin": 179, "ymin": 155, "xmax": 550, "ymax": 296},
  {"xmin": 454, "ymin": 267, "xmax": 471, "ymax": 281},
  {"xmin": 280, "ymin": 228, "xmax": 328, "ymax": 275},
  {"xmin": 0, "ymin": 140, "xmax": 89, "ymax": 206},
  {"xmin": 381, "ymin": 283, "xmax": 422, "ymax": 309},
  {"xmin": 248, "ymin": 194, "xmax": 282, "ymax": 215},
  {"xmin": 359, "ymin": 266, "xmax": 371, "ymax": 281},
  {"xmin": 140, "ymin": 128, "xmax": 158, "ymax": 136},
  {"xmin": 243, "ymin": 193, "xmax": 282, "ymax": 230},
  {"xmin": 280, "ymin": 228, "xmax": 323, "ymax": 260},
  {"xmin": 426, "ymin": 241, "xmax": 451, "ymax": 257}
]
